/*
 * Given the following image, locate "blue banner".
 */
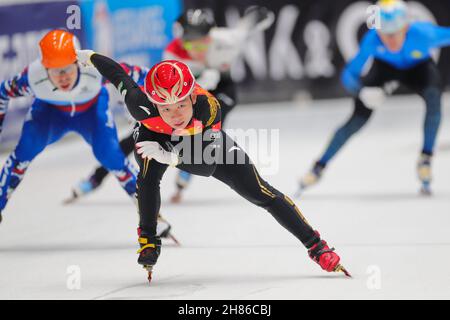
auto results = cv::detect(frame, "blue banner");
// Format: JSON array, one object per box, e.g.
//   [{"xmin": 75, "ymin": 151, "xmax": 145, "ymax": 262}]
[{"xmin": 80, "ymin": 0, "xmax": 182, "ymax": 67}]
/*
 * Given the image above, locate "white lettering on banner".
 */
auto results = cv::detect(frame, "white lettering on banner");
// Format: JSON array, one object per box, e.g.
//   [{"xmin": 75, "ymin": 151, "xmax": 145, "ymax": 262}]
[
  {"xmin": 241, "ymin": 26, "xmax": 268, "ymax": 80},
  {"xmin": 226, "ymin": 7, "xmax": 268, "ymax": 82},
  {"xmin": 113, "ymin": 7, "xmax": 167, "ymax": 53},
  {"xmin": 225, "ymin": 7, "xmax": 245, "ymax": 82},
  {"xmin": 336, "ymin": 1, "xmax": 372, "ymax": 62},
  {"xmin": 226, "ymin": 1, "xmax": 439, "ymax": 83},
  {"xmin": 0, "ymin": 31, "xmax": 48, "ymax": 113},
  {"xmin": 268, "ymin": 5, "xmax": 303, "ymax": 81},
  {"xmin": 304, "ymin": 20, "xmax": 335, "ymax": 78},
  {"xmin": 0, "ymin": 30, "xmax": 48, "ymax": 80}
]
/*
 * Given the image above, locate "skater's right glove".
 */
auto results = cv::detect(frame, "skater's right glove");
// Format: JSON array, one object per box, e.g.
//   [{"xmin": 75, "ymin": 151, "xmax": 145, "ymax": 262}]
[
  {"xmin": 136, "ymin": 141, "xmax": 180, "ymax": 167},
  {"xmin": 76, "ymin": 49, "xmax": 96, "ymax": 67},
  {"xmin": 359, "ymin": 87, "xmax": 386, "ymax": 110}
]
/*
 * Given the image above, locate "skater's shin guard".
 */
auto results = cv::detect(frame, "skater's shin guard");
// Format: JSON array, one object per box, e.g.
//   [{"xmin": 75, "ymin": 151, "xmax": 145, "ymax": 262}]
[
  {"xmin": 0, "ymin": 153, "xmax": 30, "ymax": 210},
  {"xmin": 262, "ymin": 191, "xmax": 319, "ymax": 248}
]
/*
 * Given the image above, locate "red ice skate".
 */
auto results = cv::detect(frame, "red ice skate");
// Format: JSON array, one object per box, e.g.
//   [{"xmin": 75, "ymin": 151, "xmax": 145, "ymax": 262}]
[{"xmin": 308, "ymin": 232, "xmax": 351, "ymax": 277}]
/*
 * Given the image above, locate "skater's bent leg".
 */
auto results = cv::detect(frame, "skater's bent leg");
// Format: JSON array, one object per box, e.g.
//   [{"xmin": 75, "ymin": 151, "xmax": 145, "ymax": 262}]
[
  {"xmin": 421, "ymin": 87, "xmax": 442, "ymax": 156},
  {"xmin": 0, "ymin": 153, "xmax": 33, "ymax": 211},
  {"xmin": 0, "ymin": 103, "xmax": 64, "ymax": 211},
  {"xmin": 135, "ymin": 152, "xmax": 168, "ymax": 236},
  {"xmin": 402, "ymin": 60, "xmax": 443, "ymax": 156},
  {"xmin": 175, "ymin": 170, "xmax": 193, "ymax": 190},
  {"xmin": 91, "ymin": 134, "xmax": 136, "ymax": 195},
  {"xmin": 91, "ymin": 166, "xmax": 109, "ymax": 186},
  {"xmin": 133, "ymin": 125, "xmax": 170, "ymax": 235},
  {"xmin": 212, "ymin": 143, "xmax": 319, "ymax": 247},
  {"xmin": 318, "ymin": 99, "xmax": 373, "ymax": 166},
  {"xmin": 81, "ymin": 92, "xmax": 137, "ymax": 195}
]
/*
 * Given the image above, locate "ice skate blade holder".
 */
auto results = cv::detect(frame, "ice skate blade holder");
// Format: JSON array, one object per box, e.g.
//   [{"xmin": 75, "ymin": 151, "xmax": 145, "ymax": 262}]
[{"xmin": 334, "ymin": 264, "xmax": 352, "ymax": 278}]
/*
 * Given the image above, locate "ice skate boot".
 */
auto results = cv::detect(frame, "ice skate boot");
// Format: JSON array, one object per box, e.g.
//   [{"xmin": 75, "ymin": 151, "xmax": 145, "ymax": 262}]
[
  {"xmin": 417, "ymin": 153, "xmax": 432, "ymax": 196},
  {"xmin": 137, "ymin": 229, "xmax": 161, "ymax": 284},
  {"xmin": 308, "ymin": 232, "xmax": 351, "ymax": 277},
  {"xmin": 296, "ymin": 162, "xmax": 325, "ymax": 197},
  {"xmin": 64, "ymin": 176, "xmax": 100, "ymax": 204},
  {"xmin": 170, "ymin": 171, "xmax": 192, "ymax": 204}
]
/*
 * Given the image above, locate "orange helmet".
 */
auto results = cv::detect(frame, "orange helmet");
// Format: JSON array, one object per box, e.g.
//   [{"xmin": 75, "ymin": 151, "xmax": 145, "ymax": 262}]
[{"xmin": 39, "ymin": 29, "xmax": 79, "ymax": 69}]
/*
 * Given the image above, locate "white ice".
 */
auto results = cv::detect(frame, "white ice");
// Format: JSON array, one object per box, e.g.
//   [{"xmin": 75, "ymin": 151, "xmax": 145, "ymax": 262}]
[{"xmin": 1, "ymin": 94, "xmax": 450, "ymax": 300}]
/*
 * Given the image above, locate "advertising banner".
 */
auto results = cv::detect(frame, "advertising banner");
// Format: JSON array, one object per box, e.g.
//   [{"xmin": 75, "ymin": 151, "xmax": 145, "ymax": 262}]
[{"xmin": 184, "ymin": 0, "xmax": 450, "ymax": 103}]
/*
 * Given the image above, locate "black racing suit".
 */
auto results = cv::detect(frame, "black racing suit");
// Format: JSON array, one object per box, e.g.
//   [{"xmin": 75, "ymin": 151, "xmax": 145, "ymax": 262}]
[{"xmin": 90, "ymin": 53, "xmax": 320, "ymax": 249}]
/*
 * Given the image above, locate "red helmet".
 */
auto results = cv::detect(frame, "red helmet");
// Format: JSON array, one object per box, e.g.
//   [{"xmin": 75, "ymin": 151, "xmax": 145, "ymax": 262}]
[{"xmin": 144, "ymin": 60, "xmax": 195, "ymax": 105}]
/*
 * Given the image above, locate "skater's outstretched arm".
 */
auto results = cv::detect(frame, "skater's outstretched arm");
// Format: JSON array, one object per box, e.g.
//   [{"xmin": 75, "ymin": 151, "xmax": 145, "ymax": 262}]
[
  {"xmin": 341, "ymin": 31, "xmax": 376, "ymax": 95},
  {"xmin": 0, "ymin": 67, "xmax": 33, "ymax": 134},
  {"xmin": 116, "ymin": 63, "xmax": 148, "ymax": 85},
  {"xmin": 421, "ymin": 22, "xmax": 450, "ymax": 48},
  {"xmin": 80, "ymin": 51, "xmax": 157, "ymax": 122}
]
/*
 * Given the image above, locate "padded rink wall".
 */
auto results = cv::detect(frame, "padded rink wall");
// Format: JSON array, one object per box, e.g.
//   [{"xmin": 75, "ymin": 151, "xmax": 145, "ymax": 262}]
[
  {"xmin": 2, "ymin": 0, "xmax": 450, "ymax": 150},
  {"xmin": 0, "ymin": 0, "xmax": 181, "ymax": 150},
  {"xmin": 185, "ymin": 0, "xmax": 450, "ymax": 103}
]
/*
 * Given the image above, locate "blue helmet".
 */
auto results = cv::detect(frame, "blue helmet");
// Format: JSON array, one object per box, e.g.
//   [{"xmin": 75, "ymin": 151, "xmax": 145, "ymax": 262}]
[{"xmin": 377, "ymin": 0, "xmax": 409, "ymax": 34}]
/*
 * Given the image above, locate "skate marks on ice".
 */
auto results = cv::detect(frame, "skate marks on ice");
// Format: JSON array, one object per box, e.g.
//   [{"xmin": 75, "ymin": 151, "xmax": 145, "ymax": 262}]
[
  {"xmin": 90, "ymin": 272, "xmax": 345, "ymax": 300},
  {"xmin": 89, "ymin": 244, "xmax": 351, "ymax": 300},
  {"xmin": 91, "ymin": 274, "xmax": 206, "ymax": 300}
]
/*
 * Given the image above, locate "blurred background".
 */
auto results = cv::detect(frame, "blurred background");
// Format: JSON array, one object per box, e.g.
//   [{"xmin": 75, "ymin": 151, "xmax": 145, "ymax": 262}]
[
  {"xmin": 1, "ymin": 1, "xmax": 450, "ymax": 299},
  {"xmin": 1, "ymin": 0, "xmax": 450, "ymax": 148}
]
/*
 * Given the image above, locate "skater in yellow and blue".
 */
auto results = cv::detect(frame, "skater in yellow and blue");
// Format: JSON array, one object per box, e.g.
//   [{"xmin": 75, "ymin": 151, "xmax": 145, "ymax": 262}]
[{"xmin": 299, "ymin": 0, "xmax": 450, "ymax": 196}]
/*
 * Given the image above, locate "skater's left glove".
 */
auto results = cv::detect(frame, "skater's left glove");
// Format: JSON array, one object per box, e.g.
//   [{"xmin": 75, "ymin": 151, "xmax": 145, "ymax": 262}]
[{"xmin": 136, "ymin": 141, "xmax": 180, "ymax": 166}]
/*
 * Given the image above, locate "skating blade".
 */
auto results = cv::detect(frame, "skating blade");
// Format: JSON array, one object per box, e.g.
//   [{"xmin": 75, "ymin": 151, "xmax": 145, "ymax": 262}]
[{"xmin": 334, "ymin": 264, "xmax": 352, "ymax": 278}]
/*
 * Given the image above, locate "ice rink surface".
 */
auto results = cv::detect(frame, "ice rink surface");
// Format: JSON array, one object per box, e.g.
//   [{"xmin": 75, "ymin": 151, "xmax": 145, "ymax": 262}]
[{"xmin": 1, "ymin": 94, "xmax": 449, "ymax": 300}]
